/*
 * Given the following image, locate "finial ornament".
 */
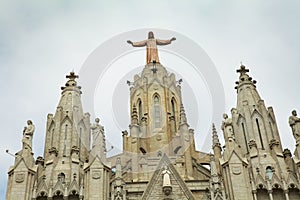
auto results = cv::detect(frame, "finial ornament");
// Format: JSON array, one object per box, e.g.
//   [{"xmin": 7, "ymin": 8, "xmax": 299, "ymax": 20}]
[
  {"xmin": 236, "ymin": 65, "xmax": 249, "ymax": 76},
  {"xmin": 127, "ymin": 31, "xmax": 176, "ymax": 64},
  {"xmin": 66, "ymin": 71, "xmax": 79, "ymax": 80}
]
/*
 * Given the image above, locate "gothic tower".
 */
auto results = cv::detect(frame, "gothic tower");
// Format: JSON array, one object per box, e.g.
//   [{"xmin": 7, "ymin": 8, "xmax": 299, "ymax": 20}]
[
  {"xmin": 6, "ymin": 72, "xmax": 110, "ymax": 200},
  {"xmin": 220, "ymin": 65, "xmax": 300, "ymax": 200}
]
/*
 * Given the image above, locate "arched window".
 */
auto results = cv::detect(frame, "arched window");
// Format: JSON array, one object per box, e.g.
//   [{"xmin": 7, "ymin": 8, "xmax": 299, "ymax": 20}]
[
  {"xmin": 154, "ymin": 95, "xmax": 161, "ymax": 128},
  {"xmin": 171, "ymin": 99, "xmax": 176, "ymax": 116},
  {"xmin": 171, "ymin": 98, "xmax": 177, "ymax": 130},
  {"xmin": 241, "ymin": 122, "xmax": 249, "ymax": 153},
  {"xmin": 138, "ymin": 99, "xmax": 142, "ymax": 124},
  {"xmin": 269, "ymin": 121, "xmax": 275, "ymax": 139},
  {"xmin": 256, "ymin": 118, "xmax": 265, "ymax": 150}
]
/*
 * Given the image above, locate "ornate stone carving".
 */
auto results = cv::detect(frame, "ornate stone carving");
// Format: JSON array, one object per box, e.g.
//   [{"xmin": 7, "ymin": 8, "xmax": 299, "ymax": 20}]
[
  {"xmin": 269, "ymin": 139, "xmax": 279, "ymax": 150},
  {"xmin": 22, "ymin": 120, "xmax": 35, "ymax": 150},
  {"xmin": 91, "ymin": 118, "xmax": 106, "ymax": 156},
  {"xmin": 289, "ymin": 110, "xmax": 300, "ymax": 144},
  {"xmin": 248, "ymin": 139, "xmax": 257, "ymax": 149},
  {"xmin": 232, "ymin": 166, "xmax": 242, "ymax": 175},
  {"xmin": 15, "ymin": 172, "xmax": 25, "ymax": 183},
  {"xmin": 162, "ymin": 166, "xmax": 172, "ymax": 196},
  {"xmin": 92, "ymin": 171, "xmax": 101, "ymax": 179},
  {"xmin": 221, "ymin": 114, "xmax": 234, "ymax": 141},
  {"xmin": 49, "ymin": 147, "xmax": 58, "ymax": 156}
]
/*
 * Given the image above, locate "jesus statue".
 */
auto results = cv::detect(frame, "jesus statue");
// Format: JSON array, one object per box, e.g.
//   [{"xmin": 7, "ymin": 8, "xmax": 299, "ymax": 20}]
[{"xmin": 127, "ymin": 31, "xmax": 176, "ymax": 64}]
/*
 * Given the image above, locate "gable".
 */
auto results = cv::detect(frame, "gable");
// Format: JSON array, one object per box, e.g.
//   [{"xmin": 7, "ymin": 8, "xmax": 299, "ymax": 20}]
[{"xmin": 141, "ymin": 154, "xmax": 195, "ymax": 200}]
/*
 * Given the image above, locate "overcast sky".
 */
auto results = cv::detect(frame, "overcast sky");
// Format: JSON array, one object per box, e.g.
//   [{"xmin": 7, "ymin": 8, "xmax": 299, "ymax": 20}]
[{"xmin": 1, "ymin": 0, "xmax": 300, "ymax": 198}]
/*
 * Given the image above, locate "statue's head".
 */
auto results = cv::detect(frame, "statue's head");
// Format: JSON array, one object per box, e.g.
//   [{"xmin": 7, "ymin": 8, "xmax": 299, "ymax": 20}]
[
  {"xmin": 148, "ymin": 31, "xmax": 154, "ymax": 39},
  {"xmin": 223, "ymin": 113, "xmax": 228, "ymax": 119},
  {"xmin": 292, "ymin": 110, "xmax": 297, "ymax": 116},
  {"xmin": 95, "ymin": 118, "xmax": 100, "ymax": 123},
  {"xmin": 27, "ymin": 120, "xmax": 32, "ymax": 125}
]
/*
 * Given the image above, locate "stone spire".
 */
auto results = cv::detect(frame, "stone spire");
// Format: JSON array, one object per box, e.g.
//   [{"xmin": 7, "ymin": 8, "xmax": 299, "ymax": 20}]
[
  {"xmin": 229, "ymin": 64, "xmax": 288, "ymax": 196},
  {"xmin": 212, "ymin": 123, "xmax": 221, "ymax": 173},
  {"xmin": 232, "ymin": 64, "xmax": 283, "ymax": 153},
  {"xmin": 212, "ymin": 123, "xmax": 220, "ymax": 147},
  {"xmin": 234, "ymin": 65, "xmax": 260, "ymax": 108},
  {"xmin": 179, "ymin": 103, "xmax": 188, "ymax": 126},
  {"xmin": 38, "ymin": 72, "xmax": 91, "ymax": 199},
  {"xmin": 44, "ymin": 71, "xmax": 90, "ymax": 161}
]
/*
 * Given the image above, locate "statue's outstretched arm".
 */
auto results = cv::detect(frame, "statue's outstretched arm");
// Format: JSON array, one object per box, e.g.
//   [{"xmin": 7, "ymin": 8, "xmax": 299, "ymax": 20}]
[
  {"xmin": 156, "ymin": 37, "xmax": 176, "ymax": 45},
  {"xmin": 127, "ymin": 40, "xmax": 147, "ymax": 47}
]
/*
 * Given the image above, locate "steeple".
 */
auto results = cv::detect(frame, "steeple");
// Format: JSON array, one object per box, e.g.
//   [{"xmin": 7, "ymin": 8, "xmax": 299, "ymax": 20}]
[
  {"xmin": 234, "ymin": 65, "xmax": 260, "ymax": 108},
  {"xmin": 38, "ymin": 71, "xmax": 91, "ymax": 198},
  {"xmin": 228, "ymin": 64, "xmax": 289, "ymax": 194},
  {"xmin": 44, "ymin": 72, "xmax": 90, "ymax": 161},
  {"xmin": 231, "ymin": 64, "xmax": 284, "ymax": 154}
]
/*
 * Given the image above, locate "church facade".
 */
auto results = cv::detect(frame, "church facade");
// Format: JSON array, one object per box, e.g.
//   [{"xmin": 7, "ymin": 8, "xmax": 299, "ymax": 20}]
[{"xmin": 6, "ymin": 33, "xmax": 300, "ymax": 200}]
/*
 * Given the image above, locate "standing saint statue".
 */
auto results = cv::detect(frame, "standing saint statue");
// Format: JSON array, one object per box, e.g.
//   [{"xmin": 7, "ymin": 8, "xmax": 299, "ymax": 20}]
[
  {"xmin": 221, "ymin": 113, "xmax": 234, "ymax": 141},
  {"xmin": 127, "ymin": 31, "xmax": 176, "ymax": 64},
  {"xmin": 90, "ymin": 118, "xmax": 106, "ymax": 156},
  {"xmin": 22, "ymin": 120, "xmax": 35, "ymax": 150},
  {"xmin": 289, "ymin": 110, "xmax": 300, "ymax": 143},
  {"xmin": 162, "ymin": 166, "xmax": 172, "ymax": 195}
]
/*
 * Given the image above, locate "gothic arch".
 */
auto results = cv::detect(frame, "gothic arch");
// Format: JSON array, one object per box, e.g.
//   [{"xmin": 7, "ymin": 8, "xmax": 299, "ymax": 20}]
[
  {"xmin": 252, "ymin": 113, "xmax": 266, "ymax": 150},
  {"xmin": 137, "ymin": 98, "xmax": 143, "ymax": 123},
  {"xmin": 48, "ymin": 120, "xmax": 55, "ymax": 132},
  {"xmin": 251, "ymin": 109, "xmax": 263, "ymax": 119},
  {"xmin": 36, "ymin": 191, "xmax": 48, "ymax": 199},
  {"xmin": 256, "ymin": 188, "xmax": 268, "ymax": 199},
  {"xmin": 171, "ymin": 97, "xmax": 177, "ymax": 116}
]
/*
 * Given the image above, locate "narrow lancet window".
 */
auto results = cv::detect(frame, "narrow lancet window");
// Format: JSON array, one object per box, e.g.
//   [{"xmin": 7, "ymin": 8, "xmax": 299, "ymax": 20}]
[
  {"xmin": 154, "ymin": 95, "xmax": 161, "ymax": 128},
  {"xmin": 242, "ymin": 122, "xmax": 249, "ymax": 153},
  {"xmin": 256, "ymin": 118, "xmax": 265, "ymax": 150},
  {"xmin": 138, "ymin": 100, "xmax": 142, "ymax": 124},
  {"xmin": 171, "ymin": 98, "xmax": 176, "ymax": 130},
  {"xmin": 63, "ymin": 124, "xmax": 68, "ymax": 156},
  {"xmin": 269, "ymin": 121, "xmax": 274, "ymax": 139}
]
